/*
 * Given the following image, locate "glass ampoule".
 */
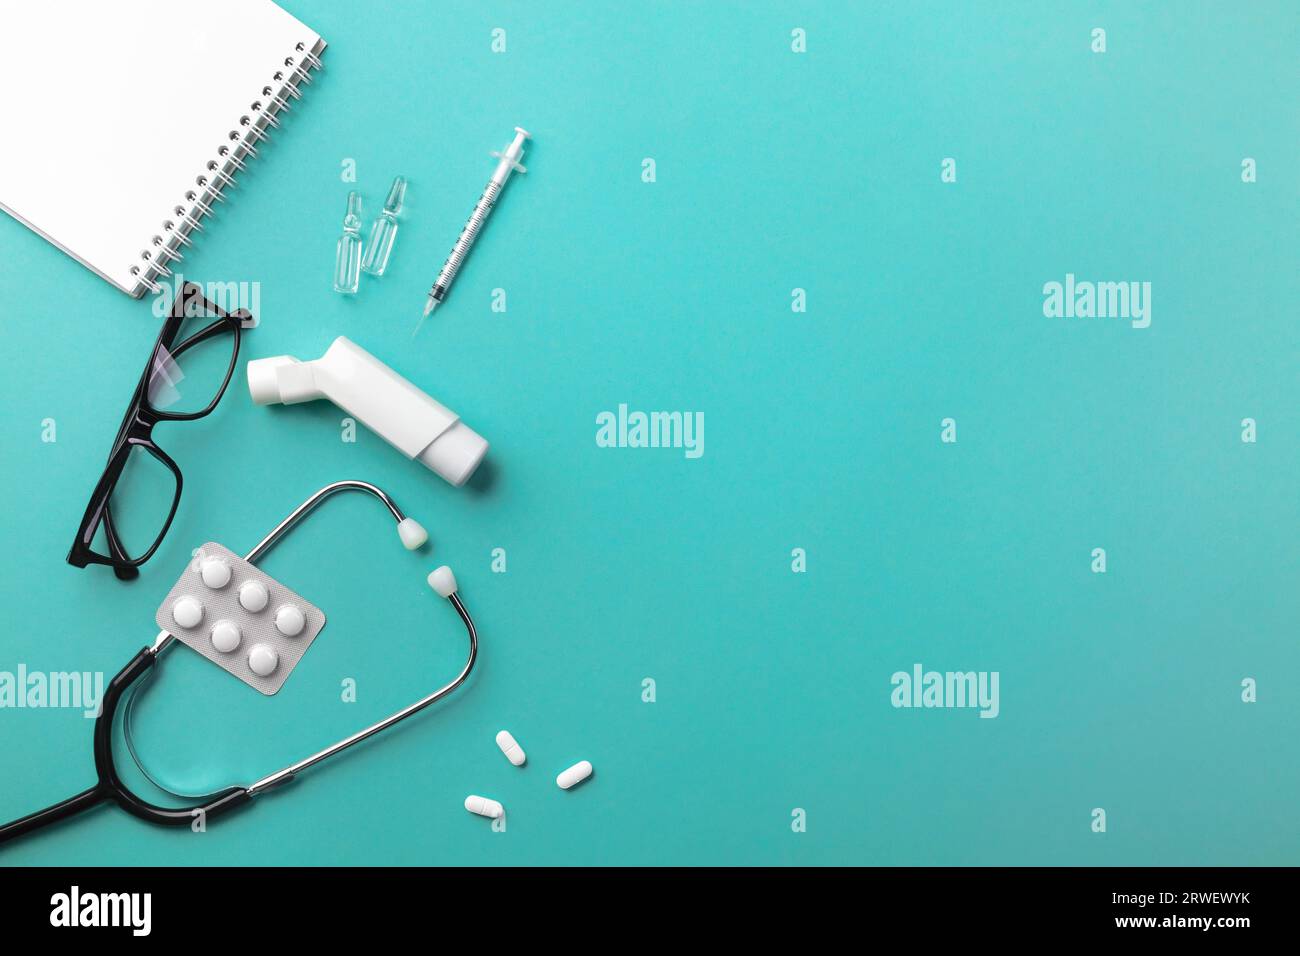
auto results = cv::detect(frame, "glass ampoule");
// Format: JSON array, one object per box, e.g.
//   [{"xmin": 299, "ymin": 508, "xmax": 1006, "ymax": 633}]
[
  {"xmin": 361, "ymin": 176, "xmax": 406, "ymax": 277},
  {"xmin": 333, "ymin": 191, "xmax": 363, "ymax": 294}
]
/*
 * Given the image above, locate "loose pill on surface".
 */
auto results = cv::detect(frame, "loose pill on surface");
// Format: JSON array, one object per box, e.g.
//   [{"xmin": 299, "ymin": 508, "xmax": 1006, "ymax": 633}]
[
  {"xmin": 275, "ymin": 604, "xmax": 306, "ymax": 637},
  {"xmin": 248, "ymin": 644, "xmax": 279, "ymax": 677},
  {"xmin": 556, "ymin": 760, "xmax": 593, "ymax": 790},
  {"xmin": 238, "ymin": 580, "xmax": 269, "ymax": 613},
  {"xmin": 199, "ymin": 556, "xmax": 232, "ymax": 589},
  {"xmin": 210, "ymin": 620, "xmax": 241, "ymax": 653},
  {"xmin": 464, "ymin": 795, "xmax": 504, "ymax": 819},
  {"xmin": 172, "ymin": 596, "xmax": 204, "ymax": 629},
  {"xmin": 496, "ymin": 730, "xmax": 526, "ymax": 766}
]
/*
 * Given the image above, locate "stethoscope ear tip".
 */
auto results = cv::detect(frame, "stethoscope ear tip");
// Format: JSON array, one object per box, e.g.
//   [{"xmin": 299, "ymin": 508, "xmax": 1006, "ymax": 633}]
[
  {"xmin": 427, "ymin": 566, "xmax": 457, "ymax": 598},
  {"xmin": 397, "ymin": 517, "xmax": 428, "ymax": 550}
]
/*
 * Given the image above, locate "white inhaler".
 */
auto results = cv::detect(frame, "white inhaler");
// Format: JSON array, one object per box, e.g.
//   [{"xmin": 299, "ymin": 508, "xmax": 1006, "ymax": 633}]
[{"xmin": 247, "ymin": 336, "xmax": 488, "ymax": 486}]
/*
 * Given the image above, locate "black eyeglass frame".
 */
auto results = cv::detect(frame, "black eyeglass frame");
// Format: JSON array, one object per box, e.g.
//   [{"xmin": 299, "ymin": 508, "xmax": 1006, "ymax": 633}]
[{"xmin": 67, "ymin": 283, "xmax": 251, "ymax": 580}]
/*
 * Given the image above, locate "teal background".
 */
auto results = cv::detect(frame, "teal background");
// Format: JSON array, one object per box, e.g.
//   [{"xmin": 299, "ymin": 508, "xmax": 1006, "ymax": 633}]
[{"xmin": 1, "ymin": 1, "xmax": 1296, "ymax": 866}]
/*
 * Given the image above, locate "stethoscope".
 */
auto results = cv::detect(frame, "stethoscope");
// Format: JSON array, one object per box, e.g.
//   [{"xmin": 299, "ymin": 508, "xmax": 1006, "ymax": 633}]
[{"xmin": 0, "ymin": 480, "xmax": 477, "ymax": 846}]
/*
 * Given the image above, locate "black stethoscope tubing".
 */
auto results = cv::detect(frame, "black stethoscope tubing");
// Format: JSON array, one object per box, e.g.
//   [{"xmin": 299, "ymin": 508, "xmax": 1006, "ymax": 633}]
[
  {"xmin": 0, "ymin": 481, "xmax": 477, "ymax": 847},
  {"xmin": 0, "ymin": 646, "xmax": 250, "ymax": 842}
]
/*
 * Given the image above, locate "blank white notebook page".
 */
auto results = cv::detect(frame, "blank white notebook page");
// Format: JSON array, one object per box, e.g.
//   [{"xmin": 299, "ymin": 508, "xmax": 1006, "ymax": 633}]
[{"xmin": 0, "ymin": 0, "xmax": 324, "ymax": 296}]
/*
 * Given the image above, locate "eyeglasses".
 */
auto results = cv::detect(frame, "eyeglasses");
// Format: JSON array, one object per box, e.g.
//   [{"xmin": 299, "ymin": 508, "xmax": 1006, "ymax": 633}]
[{"xmin": 67, "ymin": 283, "xmax": 252, "ymax": 580}]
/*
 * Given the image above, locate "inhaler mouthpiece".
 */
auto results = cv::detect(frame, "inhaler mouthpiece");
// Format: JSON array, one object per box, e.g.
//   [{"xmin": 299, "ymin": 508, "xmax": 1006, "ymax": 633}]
[
  {"xmin": 247, "ymin": 337, "xmax": 488, "ymax": 487},
  {"xmin": 246, "ymin": 356, "xmax": 297, "ymax": 406}
]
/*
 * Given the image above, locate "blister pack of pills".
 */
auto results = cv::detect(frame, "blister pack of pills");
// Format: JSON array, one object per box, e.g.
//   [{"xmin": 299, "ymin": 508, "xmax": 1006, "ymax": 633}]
[{"xmin": 154, "ymin": 542, "xmax": 326, "ymax": 696}]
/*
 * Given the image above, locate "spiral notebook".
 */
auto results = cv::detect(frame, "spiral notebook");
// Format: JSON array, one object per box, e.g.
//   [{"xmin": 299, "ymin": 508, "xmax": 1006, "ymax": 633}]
[{"xmin": 0, "ymin": 0, "xmax": 326, "ymax": 298}]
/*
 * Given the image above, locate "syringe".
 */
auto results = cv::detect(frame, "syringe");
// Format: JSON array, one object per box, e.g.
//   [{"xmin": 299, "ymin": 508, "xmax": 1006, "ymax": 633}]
[{"xmin": 422, "ymin": 127, "xmax": 531, "ymax": 318}]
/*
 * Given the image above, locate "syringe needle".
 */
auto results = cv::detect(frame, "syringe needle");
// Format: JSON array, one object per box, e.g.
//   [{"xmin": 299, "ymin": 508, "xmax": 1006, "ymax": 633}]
[{"xmin": 414, "ymin": 295, "xmax": 437, "ymax": 338}]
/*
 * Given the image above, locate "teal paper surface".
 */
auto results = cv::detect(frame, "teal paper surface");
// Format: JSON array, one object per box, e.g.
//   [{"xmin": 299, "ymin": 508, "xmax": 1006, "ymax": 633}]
[{"xmin": 0, "ymin": 1, "xmax": 1295, "ymax": 865}]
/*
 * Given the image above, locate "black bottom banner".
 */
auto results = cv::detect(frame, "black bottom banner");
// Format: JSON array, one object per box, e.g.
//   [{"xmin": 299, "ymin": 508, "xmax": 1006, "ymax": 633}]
[{"xmin": 0, "ymin": 866, "xmax": 1280, "ymax": 940}]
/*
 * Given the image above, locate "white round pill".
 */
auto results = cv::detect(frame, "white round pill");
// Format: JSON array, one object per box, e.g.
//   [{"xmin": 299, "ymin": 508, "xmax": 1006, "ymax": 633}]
[
  {"xmin": 199, "ymin": 556, "xmax": 232, "ymax": 589},
  {"xmin": 171, "ymin": 596, "xmax": 204, "ymax": 629},
  {"xmin": 238, "ymin": 580, "xmax": 269, "ymax": 613},
  {"xmin": 248, "ymin": 644, "xmax": 278, "ymax": 677},
  {"xmin": 275, "ymin": 605, "xmax": 306, "ymax": 637},
  {"xmin": 210, "ymin": 620, "xmax": 241, "ymax": 654}
]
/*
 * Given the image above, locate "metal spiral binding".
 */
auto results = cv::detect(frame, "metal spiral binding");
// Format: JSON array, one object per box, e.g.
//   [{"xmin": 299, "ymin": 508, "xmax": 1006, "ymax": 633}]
[{"xmin": 130, "ymin": 39, "xmax": 325, "ymax": 296}]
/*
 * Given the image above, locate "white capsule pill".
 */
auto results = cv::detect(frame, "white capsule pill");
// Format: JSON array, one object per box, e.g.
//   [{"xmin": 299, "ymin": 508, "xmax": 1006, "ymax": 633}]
[
  {"xmin": 238, "ymin": 580, "xmax": 269, "ymax": 613},
  {"xmin": 556, "ymin": 760, "xmax": 593, "ymax": 790},
  {"xmin": 495, "ymin": 730, "xmax": 526, "ymax": 766},
  {"xmin": 248, "ymin": 644, "xmax": 278, "ymax": 677},
  {"xmin": 171, "ymin": 596, "xmax": 204, "ymax": 629},
  {"xmin": 274, "ymin": 604, "xmax": 306, "ymax": 637},
  {"xmin": 210, "ymin": 620, "xmax": 241, "ymax": 653},
  {"xmin": 464, "ymin": 795, "xmax": 504, "ymax": 819},
  {"xmin": 199, "ymin": 556, "xmax": 232, "ymax": 589}
]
